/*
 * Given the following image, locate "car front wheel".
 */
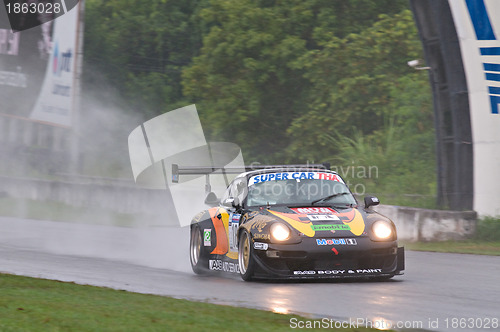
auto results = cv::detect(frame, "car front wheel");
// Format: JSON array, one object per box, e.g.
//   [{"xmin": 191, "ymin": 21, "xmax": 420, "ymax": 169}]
[{"xmin": 238, "ymin": 230, "xmax": 256, "ymax": 281}]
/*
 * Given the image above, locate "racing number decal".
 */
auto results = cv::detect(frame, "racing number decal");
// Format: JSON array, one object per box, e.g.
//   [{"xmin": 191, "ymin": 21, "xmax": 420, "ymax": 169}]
[{"xmin": 228, "ymin": 213, "xmax": 241, "ymax": 252}]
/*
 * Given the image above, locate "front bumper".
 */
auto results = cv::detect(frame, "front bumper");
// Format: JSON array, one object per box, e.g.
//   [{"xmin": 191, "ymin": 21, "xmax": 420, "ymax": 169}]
[{"xmin": 251, "ymin": 237, "xmax": 405, "ymax": 279}]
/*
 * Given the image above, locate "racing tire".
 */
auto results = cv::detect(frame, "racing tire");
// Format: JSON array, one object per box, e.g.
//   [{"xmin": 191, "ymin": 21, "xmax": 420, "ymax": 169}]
[
  {"xmin": 238, "ymin": 230, "xmax": 256, "ymax": 281},
  {"xmin": 190, "ymin": 225, "xmax": 207, "ymax": 275}
]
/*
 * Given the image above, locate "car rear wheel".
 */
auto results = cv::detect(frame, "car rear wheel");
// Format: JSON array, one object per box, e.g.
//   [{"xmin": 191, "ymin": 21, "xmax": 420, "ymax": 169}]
[
  {"xmin": 190, "ymin": 225, "xmax": 206, "ymax": 274},
  {"xmin": 238, "ymin": 230, "xmax": 255, "ymax": 281}
]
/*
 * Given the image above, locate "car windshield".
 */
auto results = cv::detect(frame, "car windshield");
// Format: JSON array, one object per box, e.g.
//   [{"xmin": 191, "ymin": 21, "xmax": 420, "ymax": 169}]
[{"xmin": 246, "ymin": 171, "xmax": 356, "ymax": 207}]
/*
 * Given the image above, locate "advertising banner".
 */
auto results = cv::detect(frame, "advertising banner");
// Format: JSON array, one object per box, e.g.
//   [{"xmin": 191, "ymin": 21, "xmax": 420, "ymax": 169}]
[
  {"xmin": 0, "ymin": 0, "xmax": 80, "ymax": 127},
  {"xmin": 448, "ymin": 0, "xmax": 500, "ymax": 216}
]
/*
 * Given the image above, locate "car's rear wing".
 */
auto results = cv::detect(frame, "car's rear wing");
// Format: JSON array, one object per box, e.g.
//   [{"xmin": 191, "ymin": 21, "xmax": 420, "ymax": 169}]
[{"xmin": 172, "ymin": 163, "xmax": 331, "ymax": 192}]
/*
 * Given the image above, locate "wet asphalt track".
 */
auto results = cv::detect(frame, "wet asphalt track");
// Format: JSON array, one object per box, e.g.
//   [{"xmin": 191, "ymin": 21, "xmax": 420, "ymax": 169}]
[{"xmin": 0, "ymin": 216, "xmax": 499, "ymax": 331}]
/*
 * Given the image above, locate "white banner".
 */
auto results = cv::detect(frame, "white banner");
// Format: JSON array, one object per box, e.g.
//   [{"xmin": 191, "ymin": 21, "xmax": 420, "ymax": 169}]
[
  {"xmin": 449, "ymin": 0, "xmax": 500, "ymax": 216},
  {"xmin": 29, "ymin": 2, "xmax": 80, "ymax": 127}
]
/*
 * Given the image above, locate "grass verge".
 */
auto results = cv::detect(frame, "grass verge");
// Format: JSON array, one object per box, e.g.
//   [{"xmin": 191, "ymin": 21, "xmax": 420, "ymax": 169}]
[
  {"xmin": 403, "ymin": 241, "xmax": 500, "ymax": 256},
  {"xmin": 0, "ymin": 273, "xmax": 386, "ymax": 332}
]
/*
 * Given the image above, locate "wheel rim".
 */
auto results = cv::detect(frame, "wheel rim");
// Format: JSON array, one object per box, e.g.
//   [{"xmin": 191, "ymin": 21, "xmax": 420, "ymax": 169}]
[
  {"xmin": 190, "ymin": 228, "xmax": 201, "ymax": 266},
  {"xmin": 239, "ymin": 232, "xmax": 250, "ymax": 274}
]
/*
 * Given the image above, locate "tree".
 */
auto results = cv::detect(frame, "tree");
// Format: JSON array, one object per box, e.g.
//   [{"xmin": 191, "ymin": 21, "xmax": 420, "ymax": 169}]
[
  {"xmin": 182, "ymin": 0, "xmax": 408, "ymax": 162},
  {"xmin": 84, "ymin": 0, "xmax": 208, "ymax": 119},
  {"xmin": 286, "ymin": 10, "xmax": 426, "ymax": 161}
]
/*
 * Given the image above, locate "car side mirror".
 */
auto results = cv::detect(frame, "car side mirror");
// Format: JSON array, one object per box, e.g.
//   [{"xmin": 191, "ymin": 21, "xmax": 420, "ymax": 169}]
[
  {"xmin": 204, "ymin": 192, "xmax": 219, "ymax": 206},
  {"xmin": 364, "ymin": 195, "xmax": 380, "ymax": 209}
]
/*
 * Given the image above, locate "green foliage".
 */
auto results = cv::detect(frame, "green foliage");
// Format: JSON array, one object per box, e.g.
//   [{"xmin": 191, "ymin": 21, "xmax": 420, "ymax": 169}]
[
  {"xmin": 83, "ymin": 1, "xmax": 437, "ymax": 208},
  {"xmin": 475, "ymin": 217, "xmax": 500, "ymax": 242},
  {"xmin": 183, "ymin": 0, "xmax": 311, "ymax": 162},
  {"xmin": 282, "ymin": 10, "xmax": 436, "ymax": 205},
  {"xmin": 322, "ymin": 73, "xmax": 436, "ymax": 207},
  {"xmin": 84, "ymin": 0, "xmax": 207, "ymax": 118},
  {"xmin": 286, "ymin": 10, "xmax": 425, "ymax": 160},
  {"xmin": 182, "ymin": 0, "xmax": 410, "ymax": 162}
]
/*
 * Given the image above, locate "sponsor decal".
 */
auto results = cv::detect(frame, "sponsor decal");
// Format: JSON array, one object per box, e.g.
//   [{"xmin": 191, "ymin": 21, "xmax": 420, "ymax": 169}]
[
  {"xmin": 52, "ymin": 43, "xmax": 73, "ymax": 76},
  {"xmin": 291, "ymin": 207, "xmax": 336, "ymax": 214},
  {"xmin": 294, "ymin": 270, "xmax": 316, "ymax": 275},
  {"xmin": 248, "ymin": 172, "xmax": 344, "ymax": 185},
  {"xmin": 250, "ymin": 220, "xmax": 268, "ymax": 233},
  {"xmin": 253, "ymin": 242, "xmax": 269, "ymax": 250},
  {"xmin": 294, "ymin": 269, "xmax": 382, "ymax": 275},
  {"xmin": 345, "ymin": 238, "xmax": 357, "ymax": 245},
  {"xmin": 354, "ymin": 269, "xmax": 382, "ymax": 274},
  {"xmin": 208, "ymin": 259, "xmax": 240, "ymax": 273},
  {"xmin": 228, "ymin": 213, "xmax": 241, "ymax": 251},
  {"xmin": 231, "ymin": 213, "xmax": 241, "ymax": 223},
  {"xmin": 311, "ymin": 224, "xmax": 350, "ymax": 231},
  {"xmin": 246, "ymin": 211, "xmax": 259, "ymax": 221},
  {"xmin": 253, "ymin": 233, "xmax": 270, "ymax": 240},
  {"xmin": 465, "ymin": 0, "xmax": 500, "ymax": 114},
  {"xmin": 203, "ymin": 229, "xmax": 211, "ymax": 246},
  {"xmin": 316, "ymin": 238, "xmax": 357, "ymax": 246},
  {"xmin": 307, "ymin": 214, "xmax": 340, "ymax": 222}
]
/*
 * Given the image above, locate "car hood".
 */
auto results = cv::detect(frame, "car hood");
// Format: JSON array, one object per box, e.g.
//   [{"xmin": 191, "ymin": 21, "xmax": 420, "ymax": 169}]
[{"xmin": 252, "ymin": 205, "xmax": 368, "ymax": 238}]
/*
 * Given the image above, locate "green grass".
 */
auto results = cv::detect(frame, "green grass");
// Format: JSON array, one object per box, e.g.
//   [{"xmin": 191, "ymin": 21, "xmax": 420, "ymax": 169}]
[
  {"xmin": 404, "ymin": 217, "xmax": 500, "ymax": 256},
  {"xmin": 0, "ymin": 273, "xmax": 386, "ymax": 332},
  {"xmin": 404, "ymin": 241, "xmax": 500, "ymax": 256}
]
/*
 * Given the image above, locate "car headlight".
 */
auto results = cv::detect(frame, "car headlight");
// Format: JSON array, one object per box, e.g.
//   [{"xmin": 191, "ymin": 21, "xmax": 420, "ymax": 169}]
[
  {"xmin": 270, "ymin": 223, "xmax": 290, "ymax": 242},
  {"xmin": 372, "ymin": 220, "xmax": 393, "ymax": 240}
]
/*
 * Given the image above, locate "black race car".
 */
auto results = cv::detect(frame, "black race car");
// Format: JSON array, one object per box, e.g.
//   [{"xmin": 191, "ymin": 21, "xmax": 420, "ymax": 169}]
[{"xmin": 175, "ymin": 164, "xmax": 404, "ymax": 281}]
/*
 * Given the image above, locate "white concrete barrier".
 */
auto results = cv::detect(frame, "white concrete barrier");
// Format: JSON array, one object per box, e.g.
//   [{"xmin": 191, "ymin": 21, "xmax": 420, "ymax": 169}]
[
  {"xmin": 0, "ymin": 176, "xmax": 478, "ymax": 240},
  {"xmin": 0, "ymin": 175, "xmax": 170, "ymax": 216},
  {"xmin": 375, "ymin": 205, "xmax": 477, "ymax": 242}
]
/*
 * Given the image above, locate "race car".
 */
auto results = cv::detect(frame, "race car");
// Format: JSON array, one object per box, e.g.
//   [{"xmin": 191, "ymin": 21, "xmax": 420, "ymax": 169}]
[{"xmin": 175, "ymin": 164, "xmax": 404, "ymax": 281}]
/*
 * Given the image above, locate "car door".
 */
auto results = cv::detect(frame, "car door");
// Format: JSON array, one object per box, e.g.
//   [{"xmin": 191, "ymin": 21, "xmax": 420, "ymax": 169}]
[{"xmin": 221, "ymin": 177, "xmax": 246, "ymax": 253}]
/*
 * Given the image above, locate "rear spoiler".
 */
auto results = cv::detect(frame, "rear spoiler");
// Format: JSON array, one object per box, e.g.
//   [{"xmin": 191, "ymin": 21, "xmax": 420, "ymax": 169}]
[{"xmin": 172, "ymin": 163, "xmax": 331, "ymax": 189}]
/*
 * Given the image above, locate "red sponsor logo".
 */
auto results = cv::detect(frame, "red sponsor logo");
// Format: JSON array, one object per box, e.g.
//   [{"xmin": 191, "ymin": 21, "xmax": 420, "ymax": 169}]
[
  {"xmin": 290, "ymin": 207, "xmax": 336, "ymax": 214},
  {"xmin": 317, "ymin": 172, "xmax": 342, "ymax": 182}
]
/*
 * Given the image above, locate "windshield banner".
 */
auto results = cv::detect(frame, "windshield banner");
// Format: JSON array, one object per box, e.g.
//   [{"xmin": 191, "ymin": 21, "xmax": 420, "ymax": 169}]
[{"xmin": 248, "ymin": 172, "xmax": 344, "ymax": 186}]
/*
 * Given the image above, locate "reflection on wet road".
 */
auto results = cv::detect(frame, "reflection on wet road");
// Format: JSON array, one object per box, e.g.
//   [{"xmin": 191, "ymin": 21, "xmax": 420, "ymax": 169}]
[{"xmin": 0, "ymin": 217, "xmax": 498, "ymax": 331}]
